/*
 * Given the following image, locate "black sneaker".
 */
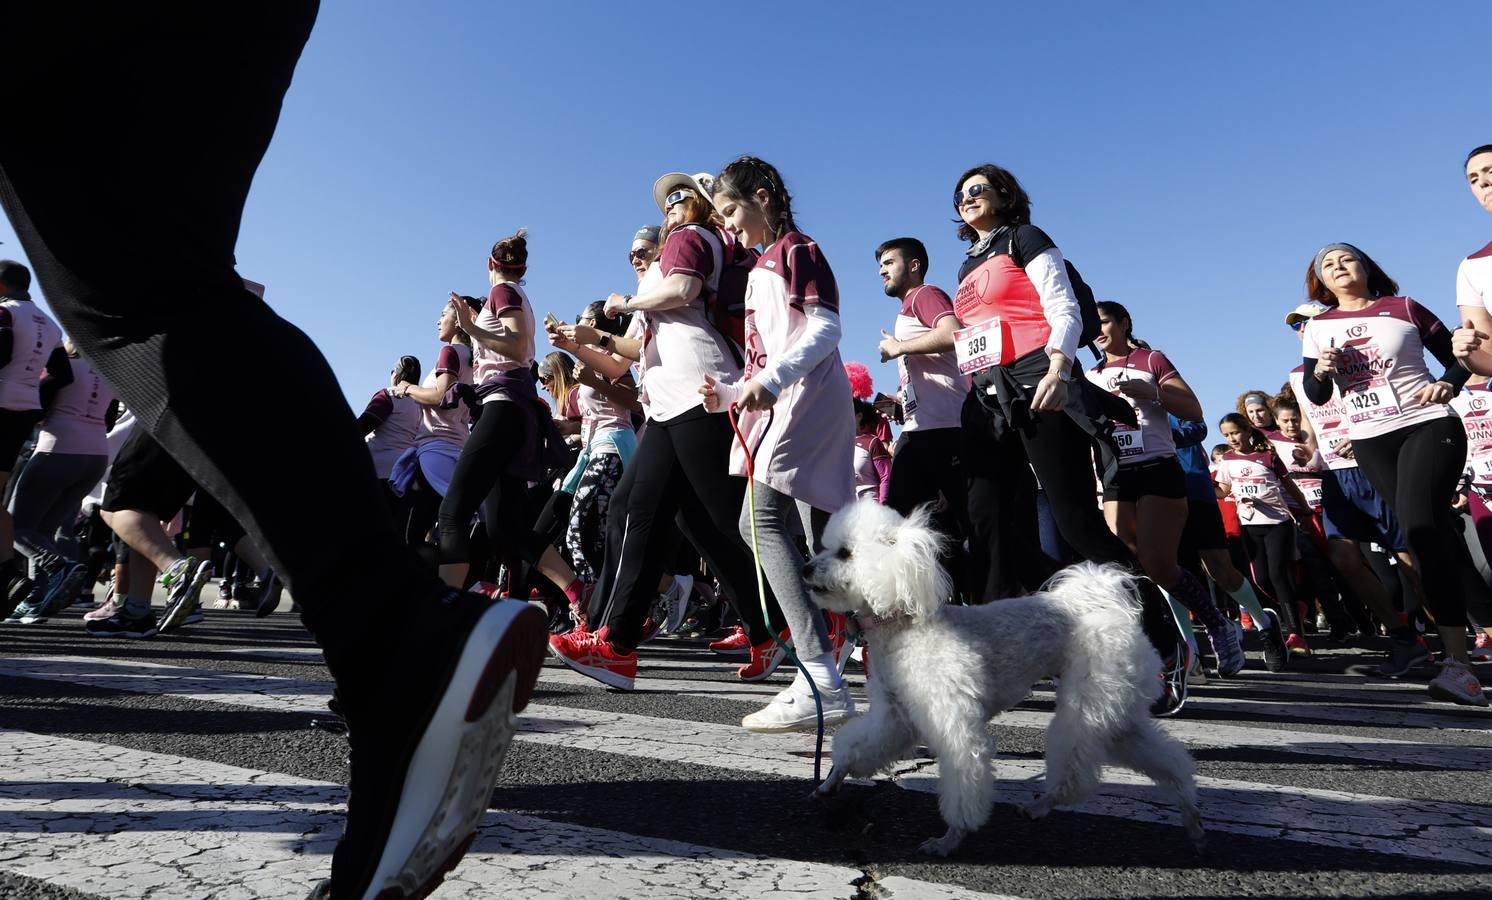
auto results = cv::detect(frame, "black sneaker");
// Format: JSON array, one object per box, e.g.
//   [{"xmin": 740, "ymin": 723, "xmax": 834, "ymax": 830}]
[
  {"xmin": 1375, "ymin": 636, "xmax": 1431, "ymax": 678},
  {"xmin": 1258, "ymin": 608, "xmax": 1289, "ymax": 673},
  {"xmin": 156, "ymin": 558, "xmax": 212, "ymax": 633},
  {"xmin": 254, "ymin": 570, "xmax": 284, "ymax": 618},
  {"xmin": 321, "ymin": 591, "xmax": 545, "ymax": 899},
  {"xmin": 85, "ymin": 610, "xmax": 159, "ymax": 638}
]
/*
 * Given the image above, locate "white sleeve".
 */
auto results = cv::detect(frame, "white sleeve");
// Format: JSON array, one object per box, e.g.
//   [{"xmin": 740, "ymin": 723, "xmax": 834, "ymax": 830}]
[
  {"xmin": 756, "ymin": 304, "xmax": 841, "ymax": 397},
  {"xmin": 1024, "ymin": 248, "xmax": 1081, "ymax": 361},
  {"xmin": 1300, "ymin": 321, "xmax": 1320, "ymax": 359},
  {"xmin": 1457, "ymin": 258, "xmax": 1485, "ymax": 311}
]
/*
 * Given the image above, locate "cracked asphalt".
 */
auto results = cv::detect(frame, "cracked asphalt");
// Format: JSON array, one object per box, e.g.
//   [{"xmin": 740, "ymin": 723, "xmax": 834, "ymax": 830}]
[{"xmin": 2, "ymin": 604, "xmax": 1491, "ymax": 899}]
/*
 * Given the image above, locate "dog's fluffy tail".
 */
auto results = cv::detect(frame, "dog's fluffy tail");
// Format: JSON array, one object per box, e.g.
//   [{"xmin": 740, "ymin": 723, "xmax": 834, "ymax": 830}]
[{"xmin": 1040, "ymin": 562, "xmax": 1163, "ymax": 802}]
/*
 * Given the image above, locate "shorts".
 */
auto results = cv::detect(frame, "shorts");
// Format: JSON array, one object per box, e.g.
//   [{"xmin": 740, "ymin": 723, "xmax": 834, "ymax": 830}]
[
  {"xmin": 1102, "ymin": 456, "xmax": 1186, "ymax": 503},
  {"xmin": 1181, "ymin": 498, "xmax": 1230, "ymax": 552},
  {"xmin": 101, "ymin": 427, "xmax": 197, "ymax": 520},
  {"xmin": 0, "ymin": 408, "xmax": 40, "ymax": 473},
  {"xmin": 1320, "ymin": 466, "xmax": 1408, "ymax": 552}
]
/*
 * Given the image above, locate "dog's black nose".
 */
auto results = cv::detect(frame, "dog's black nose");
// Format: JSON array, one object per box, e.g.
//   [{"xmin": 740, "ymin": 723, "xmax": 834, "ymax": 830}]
[{"xmin": 801, "ymin": 562, "xmax": 815, "ymax": 579}]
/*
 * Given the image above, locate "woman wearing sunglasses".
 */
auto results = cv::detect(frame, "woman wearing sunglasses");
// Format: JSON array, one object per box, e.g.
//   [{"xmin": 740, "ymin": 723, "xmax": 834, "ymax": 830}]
[
  {"xmin": 950, "ymin": 163, "xmax": 1190, "ymax": 712},
  {"xmin": 546, "ymin": 172, "xmax": 787, "ymax": 692}
]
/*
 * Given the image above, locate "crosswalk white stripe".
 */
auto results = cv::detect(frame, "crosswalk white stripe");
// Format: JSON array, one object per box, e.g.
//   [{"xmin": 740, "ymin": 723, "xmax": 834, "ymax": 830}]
[
  {"xmin": 0, "ymin": 729, "xmax": 1020, "ymax": 900},
  {"xmin": 4, "ymin": 652, "xmax": 1490, "ymax": 866}
]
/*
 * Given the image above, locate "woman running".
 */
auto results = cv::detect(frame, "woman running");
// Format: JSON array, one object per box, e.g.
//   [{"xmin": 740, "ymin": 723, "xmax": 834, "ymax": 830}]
[
  {"xmin": 947, "ymin": 163, "xmax": 1189, "ymax": 711},
  {"xmin": 1306, "ymin": 243, "xmax": 1489, "ymax": 706},
  {"xmin": 546, "ymin": 171, "xmax": 787, "ymax": 692},
  {"xmin": 1237, "ymin": 390, "xmax": 1277, "ymax": 432},
  {"xmin": 1215, "ymin": 413, "xmax": 1314, "ymax": 655},
  {"xmin": 359, "ymin": 354, "xmax": 422, "ymax": 513},
  {"xmin": 1088, "ymin": 302, "xmax": 1243, "ymax": 675},
  {"xmin": 852, "ymin": 399, "xmax": 892, "ymax": 503},
  {"xmin": 390, "ymin": 299, "xmax": 475, "ymax": 562},
  {"xmin": 700, "ymin": 155, "xmax": 856, "ymax": 731}
]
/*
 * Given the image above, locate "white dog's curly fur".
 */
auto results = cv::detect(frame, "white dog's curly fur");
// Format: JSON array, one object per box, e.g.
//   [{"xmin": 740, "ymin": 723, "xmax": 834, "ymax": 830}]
[{"xmin": 805, "ymin": 500, "xmax": 1205, "ymax": 857}]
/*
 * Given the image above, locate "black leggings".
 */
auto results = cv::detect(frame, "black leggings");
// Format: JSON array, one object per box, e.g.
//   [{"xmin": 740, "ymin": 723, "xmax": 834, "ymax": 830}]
[
  {"xmin": 961, "ymin": 391, "xmax": 1176, "ymax": 653},
  {"xmin": 592, "ymin": 409, "xmax": 782, "ymax": 650},
  {"xmin": 886, "ymin": 426, "xmax": 970, "ymax": 597},
  {"xmin": 1242, "ymin": 523, "xmax": 1300, "ymax": 635},
  {"xmin": 0, "ymin": 1, "xmax": 437, "ymax": 670},
  {"xmin": 437, "ymin": 399, "xmax": 547, "ymax": 570},
  {"xmin": 1353, "ymin": 416, "xmax": 1492, "ymax": 628}
]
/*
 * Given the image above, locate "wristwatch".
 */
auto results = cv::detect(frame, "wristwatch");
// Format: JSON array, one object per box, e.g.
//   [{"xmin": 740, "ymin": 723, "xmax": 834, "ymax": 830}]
[{"xmin": 599, "ymin": 333, "xmax": 611, "ymax": 350}]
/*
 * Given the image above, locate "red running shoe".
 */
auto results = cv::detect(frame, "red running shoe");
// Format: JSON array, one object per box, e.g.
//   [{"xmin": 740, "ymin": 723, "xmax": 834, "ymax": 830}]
[
  {"xmin": 1285, "ymin": 633, "xmax": 1312, "ymax": 657},
  {"xmin": 1239, "ymin": 610, "xmax": 1255, "ymax": 632},
  {"xmin": 548, "ymin": 626, "xmax": 636, "ymax": 690},
  {"xmin": 708, "ymin": 625, "xmax": 751, "ymax": 657},
  {"xmin": 737, "ymin": 630, "xmax": 790, "ymax": 682}
]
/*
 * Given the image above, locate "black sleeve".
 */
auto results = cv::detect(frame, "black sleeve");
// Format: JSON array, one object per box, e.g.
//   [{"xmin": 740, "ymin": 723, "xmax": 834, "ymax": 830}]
[
  {"xmin": 104, "ymin": 399, "xmax": 122, "ymax": 431},
  {"xmin": 1007, "ymin": 224, "xmax": 1057, "ymax": 268},
  {"xmin": 38, "ymin": 347, "xmax": 74, "ymax": 410},
  {"xmin": 1421, "ymin": 321, "xmax": 1473, "ymax": 392},
  {"xmin": 1301, "ymin": 358, "xmax": 1334, "ymax": 405}
]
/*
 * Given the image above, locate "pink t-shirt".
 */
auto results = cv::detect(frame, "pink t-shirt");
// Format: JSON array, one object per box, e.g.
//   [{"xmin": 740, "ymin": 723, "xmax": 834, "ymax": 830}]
[
  {"xmin": 728, "ymin": 232, "xmax": 854, "ymax": 513},
  {"xmin": 0, "ymin": 298, "xmax": 62, "ymax": 413},
  {"xmin": 1085, "ymin": 348, "xmax": 1180, "ymax": 465},
  {"xmin": 1264, "ymin": 427, "xmax": 1325, "ymax": 511},
  {"xmin": 1288, "ymin": 366, "xmax": 1357, "ymax": 472},
  {"xmin": 852, "ymin": 433, "xmax": 891, "ymax": 502},
  {"xmin": 577, "ymin": 378, "xmax": 634, "ymax": 456},
  {"xmin": 894, "ymin": 284, "xmax": 968, "ymax": 432},
  {"xmin": 1456, "ymin": 240, "xmax": 1492, "ymax": 312},
  {"xmin": 632, "ymin": 227, "xmax": 742, "ymax": 422},
  {"xmin": 417, "ymin": 343, "xmax": 472, "ymax": 447},
  {"xmin": 364, "ymin": 388, "xmax": 421, "ymax": 479},
  {"xmin": 1215, "ymin": 448, "xmax": 1294, "ymax": 525},
  {"xmin": 1452, "ymin": 384, "xmax": 1492, "ymax": 489},
  {"xmin": 1299, "ymin": 296, "xmax": 1455, "ymax": 440},
  {"xmin": 35, "ymin": 357, "xmax": 114, "ymax": 456},
  {"xmin": 472, "ymin": 283, "xmax": 535, "ymax": 400}
]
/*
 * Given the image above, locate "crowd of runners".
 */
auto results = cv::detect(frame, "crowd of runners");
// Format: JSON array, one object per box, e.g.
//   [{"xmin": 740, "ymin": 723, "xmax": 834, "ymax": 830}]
[
  {"xmin": 5, "ymin": 147, "xmax": 1492, "ymax": 725},
  {"xmin": 4, "ymin": 17, "xmax": 1491, "ymax": 882}
]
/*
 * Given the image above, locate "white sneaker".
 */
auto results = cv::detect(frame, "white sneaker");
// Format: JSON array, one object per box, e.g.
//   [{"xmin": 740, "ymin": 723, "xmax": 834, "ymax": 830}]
[
  {"xmin": 741, "ymin": 680, "xmax": 856, "ymax": 733},
  {"xmin": 660, "ymin": 575, "xmax": 693, "ymax": 635},
  {"xmin": 1427, "ymin": 660, "xmax": 1489, "ymax": 707}
]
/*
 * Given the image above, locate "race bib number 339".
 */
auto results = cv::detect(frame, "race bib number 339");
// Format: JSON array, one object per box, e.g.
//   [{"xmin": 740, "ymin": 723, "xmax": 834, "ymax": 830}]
[{"xmin": 954, "ymin": 318, "xmax": 1003, "ymax": 375}]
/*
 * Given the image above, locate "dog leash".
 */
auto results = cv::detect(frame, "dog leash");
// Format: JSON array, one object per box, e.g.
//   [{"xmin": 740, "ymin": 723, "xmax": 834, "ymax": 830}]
[{"xmin": 727, "ymin": 402, "xmax": 827, "ymax": 786}]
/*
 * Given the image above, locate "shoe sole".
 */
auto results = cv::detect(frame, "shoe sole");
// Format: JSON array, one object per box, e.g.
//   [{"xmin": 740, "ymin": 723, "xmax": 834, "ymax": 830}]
[
  {"xmin": 1427, "ymin": 681, "xmax": 1491, "ymax": 707},
  {"xmin": 156, "ymin": 561, "xmax": 212, "ymax": 634},
  {"xmin": 710, "ymin": 647, "xmax": 751, "ymax": 659},
  {"xmin": 85, "ymin": 624, "xmax": 159, "ymax": 639},
  {"xmin": 364, "ymin": 598, "xmax": 547, "ymax": 900},
  {"xmin": 741, "ymin": 706, "xmax": 857, "ymax": 734},
  {"xmin": 545, "ymin": 642, "xmax": 636, "ymax": 691}
]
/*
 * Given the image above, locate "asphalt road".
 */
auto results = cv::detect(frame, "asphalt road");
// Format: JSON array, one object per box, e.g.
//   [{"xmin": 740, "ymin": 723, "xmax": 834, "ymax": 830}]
[{"xmin": 2, "ymin": 598, "xmax": 1490, "ymax": 899}]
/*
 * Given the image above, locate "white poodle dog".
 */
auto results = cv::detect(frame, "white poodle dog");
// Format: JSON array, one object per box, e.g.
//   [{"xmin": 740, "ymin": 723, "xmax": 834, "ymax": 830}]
[{"xmin": 804, "ymin": 500, "xmax": 1204, "ymax": 857}]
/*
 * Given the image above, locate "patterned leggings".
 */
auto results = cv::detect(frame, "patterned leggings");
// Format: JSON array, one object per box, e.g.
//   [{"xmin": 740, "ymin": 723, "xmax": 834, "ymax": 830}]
[{"xmin": 566, "ymin": 452, "xmax": 624, "ymax": 582}]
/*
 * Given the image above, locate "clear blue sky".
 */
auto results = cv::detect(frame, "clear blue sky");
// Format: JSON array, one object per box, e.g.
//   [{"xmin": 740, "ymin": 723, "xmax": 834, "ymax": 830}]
[{"xmin": 2, "ymin": 1, "xmax": 1486, "ymax": 435}]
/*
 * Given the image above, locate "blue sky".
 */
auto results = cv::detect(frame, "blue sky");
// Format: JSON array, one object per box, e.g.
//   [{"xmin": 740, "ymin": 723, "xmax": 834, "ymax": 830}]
[{"xmin": 3, "ymin": 1, "xmax": 1487, "ymax": 435}]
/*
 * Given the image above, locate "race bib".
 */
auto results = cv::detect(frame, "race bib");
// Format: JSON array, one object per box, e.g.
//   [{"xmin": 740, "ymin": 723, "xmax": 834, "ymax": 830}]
[
  {"xmin": 1473, "ymin": 454, "xmax": 1492, "ymax": 485},
  {"xmin": 1297, "ymin": 477, "xmax": 1325, "ymax": 509},
  {"xmin": 1339, "ymin": 343, "xmax": 1401, "ymax": 424},
  {"xmin": 1234, "ymin": 479, "xmax": 1267, "ymax": 498},
  {"xmin": 954, "ymin": 318, "xmax": 1003, "ymax": 375},
  {"xmin": 899, "ymin": 360, "xmax": 919, "ymax": 416},
  {"xmin": 1113, "ymin": 426, "xmax": 1145, "ymax": 459}
]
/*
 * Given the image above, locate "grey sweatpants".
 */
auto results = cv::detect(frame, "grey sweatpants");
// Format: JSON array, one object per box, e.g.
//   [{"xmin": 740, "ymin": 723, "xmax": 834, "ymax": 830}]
[
  {"xmin": 9, "ymin": 451, "xmax": 107, "ymax": 573},
  {"xmin": 738, "ymin": 481, "xmax": 831, "ymax": 657}
]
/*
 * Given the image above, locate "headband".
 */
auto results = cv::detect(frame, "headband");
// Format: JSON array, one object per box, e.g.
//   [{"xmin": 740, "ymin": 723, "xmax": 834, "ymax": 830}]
[
  {"xmin": 1243, "ymin": 393, "xmax": 1270, "ymax": 409},
  {"xmin": 1312, "ymin": 242, "xmax": 1365, "ymax": 280}
]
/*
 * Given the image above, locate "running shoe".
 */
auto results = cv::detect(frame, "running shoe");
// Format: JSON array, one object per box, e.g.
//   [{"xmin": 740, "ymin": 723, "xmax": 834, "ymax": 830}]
[
  {"xmin": 741, "ymin": 677, "xmax": 855, "ymax": 733},
  {"xmin": 34, "ymin": 561, "xmax": 88, "ymax": 619},
  {"xmin": 155, "ymin": 558, "xmax": 212, "ymax": 634},
  {"xmin": 1257, "ymin": 609, "xmax": 1288, "ymax": 673},
  {"xmin": 737, "ymin": 631, "xmax": 791, "ymax": 682},
  {"xmin": 0, "ymin": 573, "xmax": 32, "ymax": 623},
  {"xmin": 1151, "ymin": 641, "xmax": 1190, "ymax": 718},
  {"xmin": 213, "ymin": 579, "xmax": 233, "ymax": 609},
  {"xmin": 1472, "ymin": 633, "xmax": 1492, "ymax": 662},
  {"xmin": 1208, "ymin": 621, "xmax": 1245, "ymax": 677},
  {"xmin": 827, "ymin": 612, "xmax": 855, "ymax": 676},
  {"xmin": 315, "ymin": 590, "xmax": 545, "ymax": 900},
  {"xmin": 253, "ymin": 571, "xmax": 284, "ymax": 618},
  {"xmin": 1427, "ymin": 659, "xmax": 1489, "ymax": 707},
  {"xmin": 82, "ymin": 590, "xmax": 121, "ymax": 623},
  {"xmin": 1376, "ymin": 636, "xmax": 1432, "ymax": 678},
  {"xmin": 4, "ymin": 595, "xmax": 48, "ymax": 625},
  {"xmin": 547, "ymin": 625, "xmax": 637, "ymax": 690},
  {"xmin": 1285, "ymin": 633, "xmax": 1311, "ymax": 657},
  {"xmin": 708, "ymin": 625, "xmax": 751, "ymax": 657},
  {"xmin": 1239, "ymin": 610, "xmax": 1255, "ymax": 631},
  {"xmin": 659, "ymin": 574, "xmax": 694, "ymax": 636},
  {"xmin": 85, "ymin": 609, "xmax": 159, "ymax": 638}
]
